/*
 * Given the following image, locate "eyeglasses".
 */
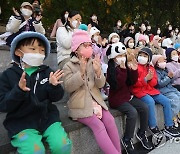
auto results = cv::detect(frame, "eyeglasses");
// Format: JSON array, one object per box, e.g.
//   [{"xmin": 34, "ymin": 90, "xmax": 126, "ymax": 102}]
[{"xmin": 80, "ymin": 42, "xmax": 92, "ymax": 48}]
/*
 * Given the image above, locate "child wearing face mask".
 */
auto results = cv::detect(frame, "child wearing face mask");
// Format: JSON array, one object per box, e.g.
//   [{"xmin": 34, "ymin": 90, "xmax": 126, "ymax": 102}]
[
  {"xmin": 108, "ymin": 32, "xmax": 120, "ymax": 44},
  {"xmin": 56, "ymin": 10, "xmax": 82, "ymax": 70},
  {"xmin": 63, "ymin": 30, "xmax": 121, "ymax": 154},
  {"xmin": 150, "ymin": 35, "xmax": 165, "ymax": 56},
  {"xmin": 132, "ymin": 47, "xmax": 180, "ymax": 138},
  {"xmin": 6, "ymin": 2, "xmax": 45, "ymax": 46},
  {"xmin": 0, "ymin": 32, "xmax": 72, "ymax": 154},
  {"xmin": 152, "ymin": 55, "xmax": 180, "ymax": 128},
  {"xmin": 165, "ymin": 48, "xmax": 180, "ymax": 92},
  {"xmin": 90, "ymin": 27, "xmax": 109, "ymax": 100},
  {"xmin": 135, "ymin": 22, "xmax": 149, "ymax": 46},
  {"xmin": 106, "ymin": 42, "xmax": 153, "ymax": 154}
]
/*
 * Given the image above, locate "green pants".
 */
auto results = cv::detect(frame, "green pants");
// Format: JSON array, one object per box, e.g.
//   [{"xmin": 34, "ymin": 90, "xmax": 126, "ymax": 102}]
[{"xmin": 11, "ymin": 122, "xmax": 72, "ymax": 154}]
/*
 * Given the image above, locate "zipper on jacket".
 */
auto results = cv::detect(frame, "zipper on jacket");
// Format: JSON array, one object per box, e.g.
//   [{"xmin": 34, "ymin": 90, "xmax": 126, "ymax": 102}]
[{"xmin": 33, "ymin": 73, "xmax": 39, "ymax": 94}]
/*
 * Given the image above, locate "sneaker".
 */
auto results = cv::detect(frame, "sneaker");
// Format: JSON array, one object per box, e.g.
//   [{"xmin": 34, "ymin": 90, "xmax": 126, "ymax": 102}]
[
  {"xmin": 149, "ymin": 126, "xmax": 162, "ymax": 135},
  {"xmin": 136, "ymin": 129, "xmax": 153, "ymax": 150},
  {"xmin": 121, "ymin": 138, "xmax": 136, "ymax": 154},
  {"xmin": 163, "ymin": 126, "xmax": 180, "ymax": 138}
]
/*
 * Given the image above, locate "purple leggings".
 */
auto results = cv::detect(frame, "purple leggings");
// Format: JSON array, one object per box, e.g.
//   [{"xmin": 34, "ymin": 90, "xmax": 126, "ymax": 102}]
[{"xmin": 78, "ymin": 110, "xmax": 121, "ymax": 154}]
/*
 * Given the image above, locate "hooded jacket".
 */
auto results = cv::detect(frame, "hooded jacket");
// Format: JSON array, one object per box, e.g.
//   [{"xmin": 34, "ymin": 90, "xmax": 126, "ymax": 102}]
[{"xmin": 0, "ymin": 64, "xmax": 64, "ymax": 138}]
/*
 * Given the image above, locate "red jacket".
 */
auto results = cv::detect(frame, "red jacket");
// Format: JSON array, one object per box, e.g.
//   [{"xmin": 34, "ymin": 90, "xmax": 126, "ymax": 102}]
[{"xmin": 131, "ymin": 64, "xmax": 160, "ymax": 98}]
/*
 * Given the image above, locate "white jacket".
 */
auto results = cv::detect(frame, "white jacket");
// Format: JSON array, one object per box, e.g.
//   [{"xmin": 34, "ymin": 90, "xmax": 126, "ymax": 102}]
[
  {"xmin": 56, "ymin": 26, "xmax": 73, "ymax": 64},
  {"xmin": 6, "ymin": 16, "xmax": 45, "ymax": 34}
]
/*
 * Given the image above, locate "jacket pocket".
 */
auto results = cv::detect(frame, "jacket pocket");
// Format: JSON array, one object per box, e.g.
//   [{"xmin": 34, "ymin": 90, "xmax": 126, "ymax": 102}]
[{"xmin": 68, "ymin": 89, "xmax": 85, "ymax": 109}]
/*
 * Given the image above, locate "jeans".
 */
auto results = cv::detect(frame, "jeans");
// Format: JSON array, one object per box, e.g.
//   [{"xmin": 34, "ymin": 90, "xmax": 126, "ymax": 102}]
[{"xmin": 141, "ymin": 94, "xmax": 173, "ymax": 128}]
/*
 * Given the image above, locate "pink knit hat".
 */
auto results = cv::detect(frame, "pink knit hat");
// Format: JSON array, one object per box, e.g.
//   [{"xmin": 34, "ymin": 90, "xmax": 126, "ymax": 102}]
[
  {"xmin": 152, "ymin": 55, "xmax": 166, "ymax": 66},
  {"xmin": 71, "ymin": 29, "xmax": 92, "ymax": 52}
]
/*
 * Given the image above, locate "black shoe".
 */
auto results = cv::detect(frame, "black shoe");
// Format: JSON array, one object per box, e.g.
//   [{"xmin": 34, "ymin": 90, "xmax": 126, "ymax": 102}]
[
  {"xmin": 164, "ymin": 126, "xmax": 180, "ymax": 138},
  {"xmin": 121, "ymin": 138, "xmax": 136, "ymax": 154},
  {"xmin": 136, "ymin": 129, "xmax": 153, "ymax": 150},
  {"xmin": 149, "ymin": 126, "xmax": 162, "ymax": 135}
]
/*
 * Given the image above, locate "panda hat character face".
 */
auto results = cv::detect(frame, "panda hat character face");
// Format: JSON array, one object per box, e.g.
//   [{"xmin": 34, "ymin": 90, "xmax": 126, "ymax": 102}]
[
  {"xmin": 106, "ymin": 42, "xmax": 127, "ymax": 59},
  {"xmin": 106, "ymin": 42, "xmax": 127, "ymax": 65}
]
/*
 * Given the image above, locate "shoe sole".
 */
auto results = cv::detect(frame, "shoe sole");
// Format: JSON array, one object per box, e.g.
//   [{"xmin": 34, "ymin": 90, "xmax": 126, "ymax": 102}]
[
  {"xmin": 136, "ymin": 134, "xmax": 153, "ymax": 150},
  {"xmin": 121, "ymin": 139, "xmax": 130, "ymax": 154},
  {"xmin": 163, "ymin": 130, "xmax": 180, "ymax": 138}
]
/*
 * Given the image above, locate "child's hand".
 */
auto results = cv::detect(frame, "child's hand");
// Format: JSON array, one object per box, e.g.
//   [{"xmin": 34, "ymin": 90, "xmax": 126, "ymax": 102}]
[
  {"xmin": 35, "ymin": 14, "xmax": 42, "ymax": 21},
  {"xmin": 127, "ymin": 53, "xmax": 138, "ymax": 70},
  {"xmin": 12, "ymin": 7, "xmax": 20, "ymax": 16},
  {"xmin": 49, "ymin": 70, "xmax": 64, "ymax": 86},
  {"xmin": 93, "ymin": 54, "xmax": 101, "ymax": 77},
  {"xmin": 168, "ymin": 72, "xmax": 174, "ymax": 78},
  {"xmin": 145, "ymin": 69, "xmax": 154, "ymax": 81},
  {"xmin": 79, "ymin": 56, "xmax": 87, "ymax": 77},
  {"xmin": 19, "ymin": 72, "xmax": 30, "ymax": 91},
  {"xmin": 119, "ymin": 60, "xmax": 126, "ymax": 69}
]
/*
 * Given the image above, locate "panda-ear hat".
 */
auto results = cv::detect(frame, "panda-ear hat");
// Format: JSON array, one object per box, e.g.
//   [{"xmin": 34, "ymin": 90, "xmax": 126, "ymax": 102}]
[{"xmin": 107, "ymin": 42, "xmax": 127, "ymax": 59}]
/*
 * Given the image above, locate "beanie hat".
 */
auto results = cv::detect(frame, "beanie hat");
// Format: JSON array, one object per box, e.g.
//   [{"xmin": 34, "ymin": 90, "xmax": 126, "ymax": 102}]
[
  {"xmin": 71, "ymin": 29, "xmax": 91, "ymax": 52},
  {"xmin": 106, "ymin": 42, "xmax": 127, "ymax": 59},
  {"xmin": 165, "ymin": 48, "xmax": 176, "ymax": 62},
  {"xmin": 138, "ymin": 34, "xmax": 147, "ymax": 42},
  {"xmin": 21, "ymin": 2, "xmax": 33, "ymax": 9},
  {"xmin": 124, "ymin": 37, "xmax": 133, "ymax": 45},
  {"xmin": 152, "ymin": 55, "xmax": 165, "ymax": 66},
  {"xmin": 89, "ymin": 27, "xmax": 100, "ymax": 37},
  {"xmin": 138, "ymin": 47, "xmax": 152, "ymax": 62},
  {"xmin": 174, "ymin": 43, "xmax": 180, "ymax": 50},
  {"xmin": 10, "ymin": 32, "xmax": 50, "ymax": 63},
  {"xmin": 78, "ymin": 24, "xmax": 88, "ymax": 31},
  {"xmin": 162, "ymin": 38, "xmax": 173, "ymax": 48},
  {"xmin": 108, "ymin": 33, "xmax": 119, "ymax": 42}
]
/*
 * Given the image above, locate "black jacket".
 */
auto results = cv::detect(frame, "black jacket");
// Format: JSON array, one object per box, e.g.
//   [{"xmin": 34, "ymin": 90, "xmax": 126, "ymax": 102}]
[{"xmin": 0, "ymin": 64, "xmax": 64, "ymax": 138}]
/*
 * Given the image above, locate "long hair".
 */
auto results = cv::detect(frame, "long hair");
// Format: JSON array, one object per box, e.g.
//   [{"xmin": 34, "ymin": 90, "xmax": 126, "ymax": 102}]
[{"xmin": 107, "ymin": 59, "xmax": 118, "ymax": 90}]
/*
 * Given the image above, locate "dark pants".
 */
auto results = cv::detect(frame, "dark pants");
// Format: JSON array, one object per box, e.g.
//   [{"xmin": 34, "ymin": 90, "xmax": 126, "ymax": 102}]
[{"xmin": 116, "ymin": 97, "xmax": 148, "ymax": 139}]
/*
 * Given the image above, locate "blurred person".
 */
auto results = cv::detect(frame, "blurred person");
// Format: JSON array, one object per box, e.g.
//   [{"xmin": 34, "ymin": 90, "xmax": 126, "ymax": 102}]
[
  {"xmin": 5, "ymin": 2, "xmax": 45, "ymax": 46},
  {"xmin": 56, "ymin": 10, "xmax": 81, "ymax": 69}
]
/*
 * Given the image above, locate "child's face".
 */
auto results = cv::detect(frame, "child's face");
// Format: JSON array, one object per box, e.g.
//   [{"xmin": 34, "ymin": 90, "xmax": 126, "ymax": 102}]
[
  {"xmin": 171, "ymin": 50, "xmax": 178, "ymax": 57},
  {"xmin": 157, "ymin": 57, "xmax": 166, "ymax": 63},
  {"xmin": 138, "ymin": 52, "xmax": 148, "ymax": 58},
  {"xmin": 15, "ymin": 39, "xmax": 45, "ymax": 58}
]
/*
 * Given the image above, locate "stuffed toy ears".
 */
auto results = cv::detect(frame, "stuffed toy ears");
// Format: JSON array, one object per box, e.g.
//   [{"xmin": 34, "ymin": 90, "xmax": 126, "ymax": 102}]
[{"xmin": 106, "ymin": 45, "xmax": 112, "ymax": 56}]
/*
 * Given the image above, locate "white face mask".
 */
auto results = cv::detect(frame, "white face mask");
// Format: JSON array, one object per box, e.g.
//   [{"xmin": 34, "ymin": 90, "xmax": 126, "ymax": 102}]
[
  {"xmin": 128, "ymin": 42, "xmax": 134, "ymax": 49},
  {"xmin": 116, "ymin": 57, "xmax": 126, "ymax": 65},
  {"xmin": 93, "ymin": 35, "xmax": 99, "ymax": 43},
  {"xmin": 141, "ymin": 25, "xmax": 146, "ymax": 32},
  {"xmin": 117, "ymin": 22, "xmax": 122, "ymax": 27},
  {"xmin": 139, "ymin": 41, "xmax": 143, "ymax": 46},
  {"xmin": 71, "ymin": 20, "xmax": 78, "ymax": 29},
  {"xmin": 172, "ymin": 55, "xmax": 179, "ymax": 62},
  {"xmin": 138, "ymin": 56, "xmax": 148, "ymax": 65},
  {"xmin": 168, "ymin": 26, "xmax": 172, "ymax": 31},
  {"xmin": 175, "ymin": 29, "xmax": 179, "ymax": 33},
  {"xmin": 21, "ymin": 8, "xmax": 32, "ymax": 17},
  {"xmin": 20, "ymin": 50, "xmax": 45, "ymax": 66},
  {"xmin": 112, "ymin": 37, "xmax": 119, "ymax": 43},
  {"xmin": 64, "ymin": 13, "xmax": 69, "ymax": 20},
  {"xmin": 157, "ymin": 30, "xmax": 161, "ymax": 34},
  {"xmin": 158, "ymin": 43, "xmax": 161, "ymax": 47},
  {"xmin": 158, "ymin": 62, "xmax": 166, "ymax": 69}
]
